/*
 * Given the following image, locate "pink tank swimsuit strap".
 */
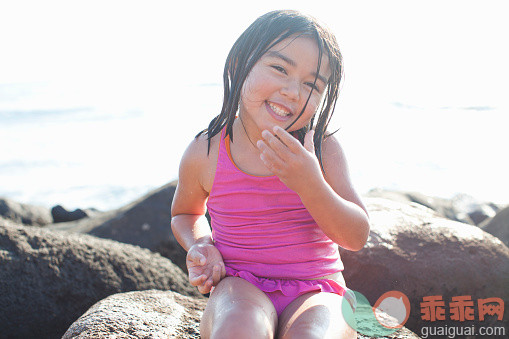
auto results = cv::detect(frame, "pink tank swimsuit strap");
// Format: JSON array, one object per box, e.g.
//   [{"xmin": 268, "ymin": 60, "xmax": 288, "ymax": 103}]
[{"xmin": 214, "ymin": 125, "xmax": 252, "ymax": 179}]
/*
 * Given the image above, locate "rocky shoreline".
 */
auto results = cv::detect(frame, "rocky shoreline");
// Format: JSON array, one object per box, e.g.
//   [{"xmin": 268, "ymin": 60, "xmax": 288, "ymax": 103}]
[{"xmin": 1, "ymin": 183, "xmax": 507, "ymax": 338}]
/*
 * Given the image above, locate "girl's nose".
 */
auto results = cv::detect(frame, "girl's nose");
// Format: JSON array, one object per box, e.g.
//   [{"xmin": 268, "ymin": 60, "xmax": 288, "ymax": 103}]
[{"xmin": 280, "ymin": 79, "xmax": 300, "ymax": 101}]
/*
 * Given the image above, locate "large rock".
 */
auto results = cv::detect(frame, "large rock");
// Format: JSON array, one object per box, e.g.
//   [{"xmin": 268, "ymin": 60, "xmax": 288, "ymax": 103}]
[
  {"xmin": 46, "ymin": 181, "xmax": 188, "ymax": 272},
  {"xmin": 63, "ymin": 289, "xmax": 418, "ymax": 339},
  {"xmin": 0, "ymin": 223, "xmax": 202, "ymax": 339},
  {"xmin": 365, "ymin": 189, "xmax": 501, "ymax": 226},
  {"xmin": 365, "ymin": 189, "xmax": 459, "ymax": 221},
  {"xmin": 480, "ymin": 205, "xmax": 509, "ymax": 247},
  {"xmin": 0, "ymin": 197, "xmax": 52, "ymax": 226},
  {"xmin": 450, "ymin": 193, "xmax": 499, "ymax": 226},
  {"xmin": 0, "ymin": 215, "xmax": 20, "ymax": 227},
  {"xmin": 340, "ymin": 197, "xmax": 509, "ymax": 334},
  {"xmin": 62, "ymin": 289, "xmax": 206, "ymax": 338},
  {"xmin": 51, "ymin": 205, "xmax": 99, "ymax": 223}
]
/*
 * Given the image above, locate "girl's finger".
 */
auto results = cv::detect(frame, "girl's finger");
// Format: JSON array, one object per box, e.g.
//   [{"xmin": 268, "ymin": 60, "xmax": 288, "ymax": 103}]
[
  {"xmin": 187, "ymin": 251, "xmax": 206, "ymax": 267},
  {"xmin": 303, "ymin": 129, "xmax": 315, "ymax": 153},
  {"xmin": 273, "ymin": 126, "xmax": 303, "ymax": 153},
  {"xmin": 261, "ymin": 130, "xmax": 292, "ymax": 160},
  {"xmin": 211, "ymin": 264, "xmax": 221, "ymax": 285},
  {"xmin": 260, "ymin": 151, "xmax": 284, "ymax": 173},
  {"xmin": 220, "ymin": 262, "xmax": 226, "ymax": 279},
  {"xmin": 199, "ymin": 279, "xmax": 213, "ymax": 294},
  {"xmin": 257, "ymin": 140, "xmax": 282, "ymax": 164},
  {"xmin": 198, "ymin": 283, "xmax": 209, "ymax": 294},
  {"xmin": 189, "ymin": 274, "xmax": 207, "ymax": 286}
]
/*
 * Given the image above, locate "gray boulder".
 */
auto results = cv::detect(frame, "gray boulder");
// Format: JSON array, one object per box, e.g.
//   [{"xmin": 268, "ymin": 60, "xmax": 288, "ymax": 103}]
[
  {"xmin": 365, "ymin": 188, "xmax": 458, "ymax": 220},
  {"xmin": 450, "ymin": 193, "xmax": 499, "ymax": 225},
  {"xmin": 51, "ymin": 204, "xmax": 99, "ymax": 223},
  {"xmin": 0, "ymin": 223, "xmax": 202, "ymax": 339},
  {"xmin": 62, "ymin": 289, "xmax": 206, "ymax": 338},
  {"xmin": 46, "ymin": 181, "xmax": 188, "ymax": 272},
  {"xmin": 0, "ymin": 197, "xmax": 52, "ymax": 226},
  {"xmin": 340, "ymin": 197, "xmax": 509, "ymax": 334},
  {"xmin": 364, "ymin": 189, "xmax": 501, "ymax": 225},
  {"xmin": 480, "ymin": 205, "xmax": 509, "ymax": 247}
]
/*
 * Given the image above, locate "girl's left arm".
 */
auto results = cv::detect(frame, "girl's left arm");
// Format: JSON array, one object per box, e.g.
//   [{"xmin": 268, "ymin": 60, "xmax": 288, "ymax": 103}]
[{"xmin": 257, "ymin": 126, "xmax": 370, "ymax": 251}]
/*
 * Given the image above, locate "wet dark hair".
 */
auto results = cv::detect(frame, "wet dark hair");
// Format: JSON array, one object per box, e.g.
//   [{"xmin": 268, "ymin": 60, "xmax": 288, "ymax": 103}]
[{"xmin": 198, "ymin": 10, "xmax": 343, "ymax": 167}]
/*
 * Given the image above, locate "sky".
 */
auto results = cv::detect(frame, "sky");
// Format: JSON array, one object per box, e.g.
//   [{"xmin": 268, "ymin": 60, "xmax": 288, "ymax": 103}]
[
  {"xmin": 0, "ymin": 0, "xmax": 508, "ymax": 209},
  {"xmin": 1, "ymin": 0, "xmax": 507, "ymax": 106}
]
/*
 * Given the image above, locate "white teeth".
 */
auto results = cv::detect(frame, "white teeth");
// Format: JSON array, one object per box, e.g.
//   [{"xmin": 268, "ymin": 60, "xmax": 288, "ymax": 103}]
[{"xmin": 269, "ymin": 103, "xmax": 291, "ymax": 116}]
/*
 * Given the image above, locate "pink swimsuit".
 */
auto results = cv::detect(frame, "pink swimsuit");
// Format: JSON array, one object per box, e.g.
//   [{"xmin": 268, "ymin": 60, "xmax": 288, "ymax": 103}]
[{"xmin": 206, "ymin": 128, "xmax": 351, "ymax": 316}]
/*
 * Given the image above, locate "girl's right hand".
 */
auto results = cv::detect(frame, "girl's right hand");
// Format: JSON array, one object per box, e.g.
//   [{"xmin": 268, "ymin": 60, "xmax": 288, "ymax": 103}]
[{"xmin": 187, "ymin": 243, "xmax": 226, "ymax": 294}]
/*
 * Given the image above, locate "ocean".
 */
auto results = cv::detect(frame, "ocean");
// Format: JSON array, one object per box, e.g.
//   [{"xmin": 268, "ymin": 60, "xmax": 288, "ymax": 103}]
[
  {"xmin": 1, "ymin": 1, "xmax": 508, "ymax": 211},
  {"xmin": 1, "ymin": 81, "xmax": 507, "ymax": 211}
]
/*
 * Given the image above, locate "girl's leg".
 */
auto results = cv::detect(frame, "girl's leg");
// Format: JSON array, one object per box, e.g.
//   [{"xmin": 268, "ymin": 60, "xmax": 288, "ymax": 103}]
[
  {"xmin": 277, "ymin": 291, "xmax": 357, "ymax": 339},
  {"xmin": 200, "ymin": 276, "xmax": 278, "ymax": 339}
]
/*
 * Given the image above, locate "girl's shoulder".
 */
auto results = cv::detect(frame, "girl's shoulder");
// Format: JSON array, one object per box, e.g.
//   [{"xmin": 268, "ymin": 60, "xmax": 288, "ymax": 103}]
[
  {"xmin": 321, "ymin": 132, "xmax": 345, "ymax": 163},
  {"xmin": 184, "ymin": 131, "xmax": 221, "ymax": 161},
  {"xmin": 321, "ymin": 132, "xmax": 350, "ymax": 185},
  {"xmin": 321, "ymin": 132, "xmax": 369, "ymax": 215},
  {"xmin": 179, "ymin": 131, "xmax": 221, "ymax": 193}
]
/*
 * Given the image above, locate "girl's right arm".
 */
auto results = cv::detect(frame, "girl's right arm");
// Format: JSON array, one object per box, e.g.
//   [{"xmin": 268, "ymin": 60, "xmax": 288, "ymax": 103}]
[{"xmin": 171, "ymin": 135, "xmax": 225, "ymax": 294}]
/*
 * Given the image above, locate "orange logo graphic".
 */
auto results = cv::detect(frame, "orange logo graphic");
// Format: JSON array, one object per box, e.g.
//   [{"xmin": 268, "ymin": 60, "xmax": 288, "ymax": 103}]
[{"xmin": 373, "ymin": 291, "xmax": 411, "ymax": 329}]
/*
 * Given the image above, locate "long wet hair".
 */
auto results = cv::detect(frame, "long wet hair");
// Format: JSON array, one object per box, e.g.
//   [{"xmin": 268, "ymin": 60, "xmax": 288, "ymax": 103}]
[{"xmin": 197, "ymin": 10, "xmax": 343, "ymax": 168}]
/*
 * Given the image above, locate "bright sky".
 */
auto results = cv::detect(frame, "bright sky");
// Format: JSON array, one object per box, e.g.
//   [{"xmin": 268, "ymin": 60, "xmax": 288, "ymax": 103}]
[
  {"xmin": 0, "ymin": 0, "xmax": 508, "ymax": 208},
  {"xmin": 1, "ymin": 0, "xmax": 507, "ymax": 108}
]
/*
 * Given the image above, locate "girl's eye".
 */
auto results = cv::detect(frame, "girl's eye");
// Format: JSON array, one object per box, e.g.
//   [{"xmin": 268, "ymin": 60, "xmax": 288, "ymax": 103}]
[
  {"xmin": 271, "ymin": 65, "xmax": 287, "ymax": 74},
  {"xmin": 305, "ymin": 82, "xmax": 319, "ymax": 91}
]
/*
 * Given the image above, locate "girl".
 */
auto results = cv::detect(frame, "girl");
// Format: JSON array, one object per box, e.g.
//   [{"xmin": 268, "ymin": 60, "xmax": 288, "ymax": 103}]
[{"xmin": 171, "ymin": 10, "xmax": 369, "ymax": 338}]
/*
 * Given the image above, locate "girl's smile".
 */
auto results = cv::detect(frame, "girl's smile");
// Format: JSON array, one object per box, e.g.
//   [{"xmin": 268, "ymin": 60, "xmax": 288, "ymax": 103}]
[
  {"xmin": 265, "ymin": 101, "xmax": 293, "ymax": 121},
  {"xmin": 239, "ymin": 35, "xmax": 331, "ymax": 141}
]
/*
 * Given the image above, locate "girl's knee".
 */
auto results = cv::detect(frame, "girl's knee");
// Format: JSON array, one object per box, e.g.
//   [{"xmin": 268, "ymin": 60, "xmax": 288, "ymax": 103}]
[
  {"xmin": 281, "ymin": 327, "xmax": 356, "ymax": 339},
  {"xmin": 280, "ymin": 328, "xmax": 321, "ymax": 339},
  {"xmin": 210, "ymin": 318, "xmax": 275, "ymax": 339},
  {"xmin": 203, "ymin": 299, "xmax": 276, "ymax": 339},
  {"xmin": 280, "ymin": 317, "xmax": 356, "ymax": 339},
  {"xmin": 278, "ymin": 292, "xmax": 356, "ymax": 339}
]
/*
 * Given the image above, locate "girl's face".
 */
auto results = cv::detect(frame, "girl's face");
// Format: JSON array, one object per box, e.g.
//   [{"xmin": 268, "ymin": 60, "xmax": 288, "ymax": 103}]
[{"xmin": 240, "ymin": 35, "xmax": 330, "ymax": 135}]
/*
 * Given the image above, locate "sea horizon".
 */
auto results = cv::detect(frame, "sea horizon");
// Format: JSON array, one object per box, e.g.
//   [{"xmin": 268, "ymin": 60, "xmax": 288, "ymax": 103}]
[{"xmin": 1, "ymin": 81, "xmax": 507, "ymax": 212}]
